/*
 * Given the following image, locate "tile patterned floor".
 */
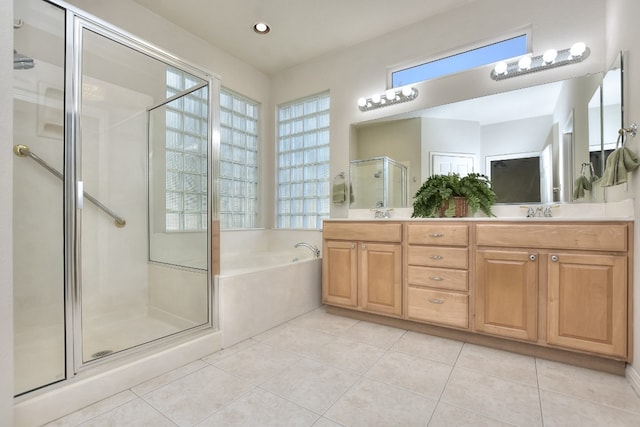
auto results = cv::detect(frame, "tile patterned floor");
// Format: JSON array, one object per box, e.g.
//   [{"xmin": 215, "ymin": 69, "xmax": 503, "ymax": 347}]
[{"xmin": 46, "ymin": 306, "xmax": 640, "ymax": 426}]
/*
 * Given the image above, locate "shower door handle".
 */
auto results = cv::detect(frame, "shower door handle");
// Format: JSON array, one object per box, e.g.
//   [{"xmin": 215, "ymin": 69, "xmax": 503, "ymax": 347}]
[{"xmin": 77, "ymin": 181, "xmax": 84, "ymax": 209}]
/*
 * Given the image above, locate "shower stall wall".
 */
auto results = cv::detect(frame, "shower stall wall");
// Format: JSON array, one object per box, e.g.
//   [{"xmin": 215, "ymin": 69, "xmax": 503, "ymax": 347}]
[
  {"xmin": 349, "ymin": 156, "xmax": 408, "ymax": 208},
  {"xmin": 13, "ymin": 0, "xmax": 218, "ymax": 398}
]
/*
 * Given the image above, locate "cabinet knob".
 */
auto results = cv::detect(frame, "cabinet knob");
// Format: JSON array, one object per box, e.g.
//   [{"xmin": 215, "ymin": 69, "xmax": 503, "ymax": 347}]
[
  {"xmin": 529, "ymin": 254, "xmax": 537, "ymax": 261},
  {"xmin": 429, "ymin": 276, "xmax": 444, "ymax": 281},
  {"xmin": 430, "ymin": 233, "xmax": 444, "ymax": 237},
  {"xmin": 430, "ymin": 255, "xmax": 444, "ymax": 260},
  {"xmin": 351, "ymin": 244, "xmax": 356, "ymax": 249},
  {"xmin": 551, "ymin": 255, "xmax": 559, "ymax": 262},
  {"xmin": 429, "ymin": 298, "xmax": 445, "ymax": 304},
  {"xmin": 361, "ymin": 244, "xmax": 366, "ymax": 250}
]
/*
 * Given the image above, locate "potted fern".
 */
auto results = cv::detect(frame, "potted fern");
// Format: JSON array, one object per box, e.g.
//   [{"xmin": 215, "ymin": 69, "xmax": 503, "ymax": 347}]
[{"xmin": 412, "ymin": 173, "xmax": 497, "ymax": 218}]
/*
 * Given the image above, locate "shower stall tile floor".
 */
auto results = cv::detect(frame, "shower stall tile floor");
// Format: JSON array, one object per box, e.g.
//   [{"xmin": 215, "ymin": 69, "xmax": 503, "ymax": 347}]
[{"xmin": 45, "ymin": 306, "xmax": 640, "ymax": 426}]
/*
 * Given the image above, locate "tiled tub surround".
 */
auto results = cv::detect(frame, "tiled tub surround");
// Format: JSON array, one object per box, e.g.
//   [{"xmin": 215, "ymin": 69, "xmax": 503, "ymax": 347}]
[{"xmin": 45, "ymin": 307, "xmax": 640, "ymax": 426}]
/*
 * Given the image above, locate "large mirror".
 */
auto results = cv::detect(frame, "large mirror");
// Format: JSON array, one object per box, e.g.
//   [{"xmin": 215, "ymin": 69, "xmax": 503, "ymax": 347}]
[{"xmin": 350, "ymin": 60, "xmax": 623, "ymax": 208}]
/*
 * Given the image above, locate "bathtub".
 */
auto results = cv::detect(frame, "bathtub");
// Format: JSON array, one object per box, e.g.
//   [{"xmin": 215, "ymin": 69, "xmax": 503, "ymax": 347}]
[{"xmin": 218, "ymin": 230, "xmax": 323, "ymax": 347}]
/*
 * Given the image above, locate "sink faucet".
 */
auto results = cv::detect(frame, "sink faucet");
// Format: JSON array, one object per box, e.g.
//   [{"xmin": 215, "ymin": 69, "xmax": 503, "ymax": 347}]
[
  {"xmin": 521, "ymin": 205, "xmax": 557, "ymax": 218},
  {"xmin": 373, "ymin": 208, "xmax": 393, "ymax": 219},
  {"xmin": 294, "ymin": 242, "xmax": 320, "ymax": 258}
]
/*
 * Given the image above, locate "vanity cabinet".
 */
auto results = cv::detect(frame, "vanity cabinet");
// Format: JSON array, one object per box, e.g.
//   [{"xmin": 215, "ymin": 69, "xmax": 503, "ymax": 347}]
[
  {"xmin": 475, "ymin": 222, "xmax": 631, "ymax": 358},
  {"xmin": 322, "ymin": 219, "xmax": 632, "ymax": 362},
  {"xmin": 547, "ymin": 252, "xmax": 627, "ymax": 358},
  {"xmin": 405, "ymin": 223, "xmax": 470, "ymax": 329},
  {"xmin": 322, "ymin": 222, "xmax": 402, "ymax": 317},
  {"xmin": 475, "ymin": 249, "xmax": 538, "ymax": 341}
]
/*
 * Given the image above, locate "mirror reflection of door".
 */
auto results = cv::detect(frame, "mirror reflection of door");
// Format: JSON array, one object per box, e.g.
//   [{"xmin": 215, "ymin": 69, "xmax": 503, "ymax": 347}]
[{"xmin": 430, "ymin": 153, "xmax": 474, "ymax": 176}]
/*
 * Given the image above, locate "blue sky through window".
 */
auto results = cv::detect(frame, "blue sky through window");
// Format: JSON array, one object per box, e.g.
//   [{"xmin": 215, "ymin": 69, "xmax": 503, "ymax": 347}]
[{"xmin": 391, "ymin": 34, "xmax": 527, "ymax": 87}]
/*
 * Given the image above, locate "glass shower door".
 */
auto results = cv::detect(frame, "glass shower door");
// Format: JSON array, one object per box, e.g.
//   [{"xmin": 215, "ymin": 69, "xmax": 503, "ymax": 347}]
[
  {"xmin": 13, "ymin": 0, "xmax": 66, "ymax": 396},
  {"xmin": 78, "ymin": 26, "xmax": 211, "ymax": 364}
]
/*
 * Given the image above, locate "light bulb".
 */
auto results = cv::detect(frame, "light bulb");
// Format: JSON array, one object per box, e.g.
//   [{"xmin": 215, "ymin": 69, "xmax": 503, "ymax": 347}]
[
  {"xmin": 371, "ymin": 94, "xmax": 381, "ymax": 104},
  {"xmin": 385, "ymin": 89, "xmax": 396, "ymax": 101},
  {"xmin": 401, "ymin": 86, "xmax": 413, "ymax": 97},
  {"xmin": 253, "ymin": 22, "xmax": 270, "ymax": 34},
  {"xmin": 543, "ymin": 49, "xmax": 557, "ymax": 64},
  {"xmin": 357, "ymin": 98, "xmax": 367, "ymax": 107},
  {"xmin": 569, "ymin": 42, "xmax": 586, "ymax": 58},
  {"xmin": 518, "ymin": 56, "xmax": 532, "ymax": 70},
  {"xmin": 494, "ymin": 61, "xmax": 508, "ymax": 75}
]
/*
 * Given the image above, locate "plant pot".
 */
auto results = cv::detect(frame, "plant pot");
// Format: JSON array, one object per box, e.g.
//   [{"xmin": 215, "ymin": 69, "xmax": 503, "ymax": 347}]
[{"xmin": 438, "ymin": 197, "xmax": 468, "ymax": 217}]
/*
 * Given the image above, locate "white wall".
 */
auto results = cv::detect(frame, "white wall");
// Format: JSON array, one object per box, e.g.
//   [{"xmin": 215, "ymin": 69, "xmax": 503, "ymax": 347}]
[
  {"xmin": 605, "ymin": 0, "xmax": 640, "ymax": 391},
  {"xmin": 1, "ymin": 0, "xmax": 13, "ymax": 421}
]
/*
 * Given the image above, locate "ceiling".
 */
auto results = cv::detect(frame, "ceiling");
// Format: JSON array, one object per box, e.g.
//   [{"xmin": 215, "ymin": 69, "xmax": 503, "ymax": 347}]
[{"xmin": 131, "ymin": 0, "xmax": 476, "ymax": 75}]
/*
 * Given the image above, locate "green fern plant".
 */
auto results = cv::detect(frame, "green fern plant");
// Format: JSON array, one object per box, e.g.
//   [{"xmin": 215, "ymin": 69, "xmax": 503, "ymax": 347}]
[{"xmin": 412, "ymin": 173, "xmax": 496, "ymax": 218}]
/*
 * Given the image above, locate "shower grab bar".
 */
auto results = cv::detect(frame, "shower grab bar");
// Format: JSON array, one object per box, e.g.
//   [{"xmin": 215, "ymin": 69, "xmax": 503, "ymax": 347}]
[{"xmin": 13, "ymin": 144, "xmax": 126, "ymax": 228}]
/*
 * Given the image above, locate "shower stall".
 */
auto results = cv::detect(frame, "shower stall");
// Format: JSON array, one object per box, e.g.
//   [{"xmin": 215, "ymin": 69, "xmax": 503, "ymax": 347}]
[
  {"xmin": 349, "ymin": 156, "xmax": 408, "ymax": 208},
  {"xmin": 13, "ymin": 0, "xmax": 218, "ymax": 397}
]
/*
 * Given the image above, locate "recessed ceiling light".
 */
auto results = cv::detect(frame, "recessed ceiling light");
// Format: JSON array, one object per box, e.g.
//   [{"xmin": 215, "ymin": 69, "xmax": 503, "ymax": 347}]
[{"xmin": 253, "ymin": 22, "xmax": 270, "ymax": 34}]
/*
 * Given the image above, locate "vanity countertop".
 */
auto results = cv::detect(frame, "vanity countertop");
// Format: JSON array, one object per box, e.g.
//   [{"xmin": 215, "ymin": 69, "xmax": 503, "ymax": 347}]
[{"xmin": 341, "ymin": 199, "xmax": 634, "ymax": 222}]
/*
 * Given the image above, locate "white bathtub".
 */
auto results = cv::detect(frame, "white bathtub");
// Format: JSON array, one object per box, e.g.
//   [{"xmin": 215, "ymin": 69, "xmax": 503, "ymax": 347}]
[{"xmin": 218, "ymin": 230, "xmax": 323, "ymax": 347}]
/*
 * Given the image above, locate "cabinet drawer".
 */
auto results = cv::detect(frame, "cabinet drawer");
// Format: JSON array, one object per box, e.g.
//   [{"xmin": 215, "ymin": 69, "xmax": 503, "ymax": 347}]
[
  {"xmin": 407, "ymin": 287, "xmax": 469, "ymax": 329},
  {"xmin": 407, "ymin": 223, "xmax": 469, "ymax": 246},
  {"xmin": 323, "ymin": 222, "xmax": 402, "ymax": 242},
  {"xmin": 408, "ymin": 246, "xmax": 468, "ymax": 269},
  {"xmin": 407, "ymin": 266, "xmax": 468, "ymax": 291},
  {"xmin": 475, "ymin": 223, "xmax": 628, "ymax": 251}
]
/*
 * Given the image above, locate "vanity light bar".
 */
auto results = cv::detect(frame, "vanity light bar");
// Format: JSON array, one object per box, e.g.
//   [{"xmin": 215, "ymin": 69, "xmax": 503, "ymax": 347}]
[
  {"xmin": 491, "ymin": 42, "xmax": 590, "ymax": 81},
  {"xmin": 357, "ymin": 86, "xmax": 419, "ymax": 111}
]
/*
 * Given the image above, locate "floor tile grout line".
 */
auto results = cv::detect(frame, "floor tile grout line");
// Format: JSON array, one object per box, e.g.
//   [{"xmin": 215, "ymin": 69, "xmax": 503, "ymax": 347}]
[
  {"xmin": 425, "ymin": 339, "xmax": 465, "ymax": 426},
  {"xmin": 537, "ymin": 386, "xmax": 640, "ymax": 417},
  {"xmin": 534, "ymin": 357, "xmax": 546, "ymax": 427}
]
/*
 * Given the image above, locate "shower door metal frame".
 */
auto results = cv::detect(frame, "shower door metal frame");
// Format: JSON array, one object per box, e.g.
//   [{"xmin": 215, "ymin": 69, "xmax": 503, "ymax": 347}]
[{"xmin": 61, "ymin": 3, "xmax": 220, "ymax": 375}]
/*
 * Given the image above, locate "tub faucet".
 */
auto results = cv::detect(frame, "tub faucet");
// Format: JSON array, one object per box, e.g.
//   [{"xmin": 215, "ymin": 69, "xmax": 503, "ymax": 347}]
[{"xmin": 295, "ymin": 242, "xmax": 320, "ymax": 258}]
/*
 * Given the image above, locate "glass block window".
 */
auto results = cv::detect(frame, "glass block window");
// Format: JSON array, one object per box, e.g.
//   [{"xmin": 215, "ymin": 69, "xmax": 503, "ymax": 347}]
[
  {"xmin": 165, "ymin": 67, "xmax": 208, "ymax": 231},
  {"xmin": 277, "ymin": 91, "xmax": 330, "ymax": 230},
  {"xmin": 391, "ymin": 34, "xmax": 528, "ymax": 87},
  {"xmin": 219, "ymin": 89, "xmax": 259, "ymax": 229}
]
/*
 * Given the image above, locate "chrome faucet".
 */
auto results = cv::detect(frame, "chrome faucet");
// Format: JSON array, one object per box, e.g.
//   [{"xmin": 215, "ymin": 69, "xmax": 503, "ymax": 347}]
[{"xmin": 294, "ymin": 242, "xmax": 320, "ymax": 258}]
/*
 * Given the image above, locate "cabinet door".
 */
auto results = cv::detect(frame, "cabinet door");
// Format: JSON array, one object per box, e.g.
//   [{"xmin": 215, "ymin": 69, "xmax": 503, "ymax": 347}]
[
  {"xmin": 360, "ymin": 242, "xmax": 402, "ymax": 316},
  {"xmin": 322, "ymin": 240, "xmax": 358, "ymax": 307},
  {"xmin": 547, "ymin": 253, "xmax": 627, "ymax": 358},
  {"xmin": 475, "ymin": 249, "xmax": 538, "ymax": 341}
]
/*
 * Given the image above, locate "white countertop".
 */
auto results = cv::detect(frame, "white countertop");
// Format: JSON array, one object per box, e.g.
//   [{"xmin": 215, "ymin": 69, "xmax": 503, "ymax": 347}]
[{"xmin": 342, "ymin": 199, "xmax": 634, "ymax": 222}]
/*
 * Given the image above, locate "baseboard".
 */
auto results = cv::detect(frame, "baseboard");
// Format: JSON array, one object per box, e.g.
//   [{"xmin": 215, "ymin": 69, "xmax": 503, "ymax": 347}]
[
  {"xmin": 627, "ymin": 365, "xmax": 640, "ymax": 397},
  {"xmin": 326, "ymin": 306, "xmax": 627, "ymax": 375}
]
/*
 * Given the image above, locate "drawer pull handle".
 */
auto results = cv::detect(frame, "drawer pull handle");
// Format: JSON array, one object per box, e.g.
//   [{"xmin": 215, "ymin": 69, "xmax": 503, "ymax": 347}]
[
  {"xmin": 429, "ymin": 298, "xmax": 445, "ymax": 304},
  {"xmin": 430, "ymin": 255, "xmax": 444, "ymax": 260},
  {"xmin": 429, "ymin": 276, "xmax": 444, "ymax": 281},
  {"xmin": 430, "ymin": 233, "xmax": 444, "ymax": 237}
]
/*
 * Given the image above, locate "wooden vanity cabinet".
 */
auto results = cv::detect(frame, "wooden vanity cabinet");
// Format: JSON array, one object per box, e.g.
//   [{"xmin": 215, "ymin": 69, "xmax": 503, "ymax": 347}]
[
  {"xmin": 475, "ymin": 222, "xmax": 631, "ymax": 359},
  {"xmin": 475, "ymin": 249, "xmax": 538, "ymax": 341},
  {"xmin": 406, "ymin": 223, "xmax": 470, "ymax": 329},
  {"xmin": 323, "ymin": 219, "xmax": 632, "ymax": 362},
  {"xmin": 322, "ymin": 222, "xmax": 402, "ymax": 317},
  {"xmin": 547, "ymin": 252, "xmax": 627, "ymax": 358}
]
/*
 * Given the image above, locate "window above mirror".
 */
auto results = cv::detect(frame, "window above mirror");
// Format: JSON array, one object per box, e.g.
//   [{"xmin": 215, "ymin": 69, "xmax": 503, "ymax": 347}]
[{"xmin": 390, "ymin": 34, "xmax": 528, "ymax": 87}]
